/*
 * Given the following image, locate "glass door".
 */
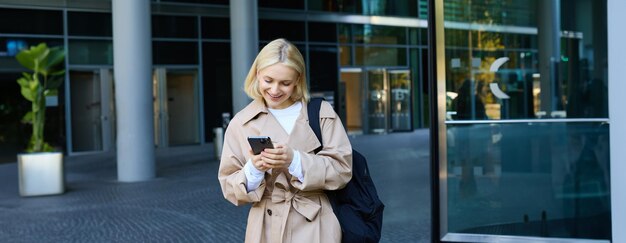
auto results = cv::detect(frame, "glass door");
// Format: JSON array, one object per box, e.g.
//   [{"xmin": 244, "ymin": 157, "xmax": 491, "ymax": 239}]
[
  {"xmin": 388, "ymin": 69, "xmax": 412, "ymax": 131},
  {"xmin": 69, "ymin": 69, "xmax": 114, "ymax": 153},
  {"xmin": 363, "ymin": 68, "xmax": 413, "ymax": 134},
  {"xmin": 340, "ymin": 68, "xmax": 364, "ymax": 135},
  {"xmin": 366, "ymin": 69, "xmax": 388, "ymax": 134},
  {"xmin": 153, "ymin": 68, "xmax": 200, "ymax": 147}
]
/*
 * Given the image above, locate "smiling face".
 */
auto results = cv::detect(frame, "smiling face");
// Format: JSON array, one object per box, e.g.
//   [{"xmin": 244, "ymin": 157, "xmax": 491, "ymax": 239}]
[{"xmin": 257, "ymin": 63, "xmax": 299, "ymax": 109}]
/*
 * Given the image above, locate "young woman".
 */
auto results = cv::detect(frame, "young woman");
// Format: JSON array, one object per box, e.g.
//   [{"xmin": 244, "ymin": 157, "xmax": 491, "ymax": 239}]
[{"xmin": 218, "ymin": 38, "xmax": 353, "ymax": 243}]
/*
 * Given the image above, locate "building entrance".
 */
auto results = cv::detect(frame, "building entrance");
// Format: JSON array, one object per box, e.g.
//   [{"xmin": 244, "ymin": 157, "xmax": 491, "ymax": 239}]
[
  {"xmin": 69, "ymin": 69, "xmax": 115, "ymax": 153},
  {"xmin": 340, "ymin": 68, "xmax": 412, "ymax": 135},
  {"xmin": 152, "ymin": 68, "xmax": 200, "ymax": 147},
  {"xmin": 67, "ymin": 68, "xmax": 201, "ymax": 153}
]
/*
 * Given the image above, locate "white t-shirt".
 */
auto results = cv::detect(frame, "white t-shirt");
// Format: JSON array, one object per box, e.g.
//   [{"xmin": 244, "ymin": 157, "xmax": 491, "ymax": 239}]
[{"xmin": 268, "ymin": 101, "xmax": 302, "ymax": 134}]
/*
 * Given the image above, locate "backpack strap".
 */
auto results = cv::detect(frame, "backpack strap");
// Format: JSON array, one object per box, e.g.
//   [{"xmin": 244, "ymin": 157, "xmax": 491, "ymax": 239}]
[{"xmin": 307, "ymin": 97, "xmax": 324, "ymax": 154}]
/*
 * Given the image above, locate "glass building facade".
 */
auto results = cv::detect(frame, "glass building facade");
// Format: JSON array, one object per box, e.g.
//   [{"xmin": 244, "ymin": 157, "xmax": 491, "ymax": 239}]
[
  {"xmin": 0, "ymin": 0, "xmax": 623, "ymax": 242},
  {"xmin": 432, "ymin": 0, "xmax": 615, "ymax": 242},
  {"xmin": 0, "ymin": 0, "xmax": 434, "ymax": 160}
]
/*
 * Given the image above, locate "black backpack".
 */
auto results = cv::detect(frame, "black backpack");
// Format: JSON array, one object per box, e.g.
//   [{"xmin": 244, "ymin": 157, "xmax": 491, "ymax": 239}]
[{"xmin": 307, "ymin": 98, "xmax": 385, "ymax": 243}]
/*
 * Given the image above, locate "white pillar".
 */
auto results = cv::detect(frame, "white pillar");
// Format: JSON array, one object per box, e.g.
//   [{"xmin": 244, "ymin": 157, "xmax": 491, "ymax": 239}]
[
  {"xmin": 112, "ymin": 0, "xmax": 155, "ymax": 182},
  {"xmin": 608, "ymin": 0, "xmax": 626, "ymax": 241},
  {"xmin": 230, "ymin": 0, "xmax": 257, "ymax": 113}
]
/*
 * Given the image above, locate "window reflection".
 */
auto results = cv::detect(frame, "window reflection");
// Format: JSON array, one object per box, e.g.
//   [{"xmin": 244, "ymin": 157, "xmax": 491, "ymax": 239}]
[
  {"xmin": 445, "ymin": 27, "xmax": 607, "ymax": 119},
  {"xmin": 69, "ymin": 40, "xmax": 113, "ymax": 65},
  {"xmin": 446, "ymin": 123, "xmax": 611, "ymax": 239},
  {"xmin": 442, "ymin": 0, "xmax": 610, "ymax": 241},
  {"xmin": 355, "ymin": 46, "xmax": 406, "ymax": 66},
  {"xmin": 308, "ymin": 0, "xmax": 419, "ymax": 17},
  {"xmin": 354, "ymin": 24, "xmax": 406, "ymax": 45}
]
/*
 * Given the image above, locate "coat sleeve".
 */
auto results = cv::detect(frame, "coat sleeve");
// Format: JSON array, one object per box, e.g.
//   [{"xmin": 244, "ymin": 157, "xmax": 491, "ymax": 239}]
[
  {"xmin": 291, "ymin": 102, "xmax": 353, "ymax": 191},
  {"xmin": 218, "ymin": 118, "xmax": 266, "ymax": 206}
]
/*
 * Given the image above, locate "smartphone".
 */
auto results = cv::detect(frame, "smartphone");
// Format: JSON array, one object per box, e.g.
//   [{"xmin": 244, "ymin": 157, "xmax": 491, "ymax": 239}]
[{"xmin": 247, "ymin": 136, "xmax": 274, "ymax": 155}]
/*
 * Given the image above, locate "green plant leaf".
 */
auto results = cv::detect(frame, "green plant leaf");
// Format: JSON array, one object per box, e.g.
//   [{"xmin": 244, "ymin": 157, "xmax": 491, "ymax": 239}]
[
  {"xmin": 16, "ymin": 51, "xmax": 36, "ymax": 71},
  {"xmin": 50, "ymin": 69, "xmax": 65, "ymax": 76},
  {"xmin": 33, "ymin": 46, "xmax": 50, "ymax": 74},
  {"xmin": 21, "ymin": 72, "xmax": 32, "ymax": 80},
  {"xmin": 42, "ymin": 142, "xmax": 55, "ymax": 152},
  {"xmin": 16, "ymin": 42, "xmax": 65, "ymax": 153},
  {"xmin": 16, "ymin": 43, "xmax": 49, "ymax": 72},
  {"xmin": 44, "ymin": 47, "xmax": 65, "ymax": 71},
  {"xmin": 21, "ymin": 111, "xmax": 33, "ymax": 124},
  {"xmin": 17, "ymin": 76, "xmax": 30, "ymax": 88},
  {"xmin": 28, "ymin": 78, "xmax": 39, "ymax": 90},
  {"xmin": 44, "ymin": 89, "xmax": 58, "ymax": 97},
  {"xmin": 19, "ymin": 79, "xmax": 36, "ymax": 102}
]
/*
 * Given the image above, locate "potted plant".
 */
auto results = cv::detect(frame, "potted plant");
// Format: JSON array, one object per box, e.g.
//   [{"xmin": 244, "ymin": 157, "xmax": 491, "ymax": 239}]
[{"xmin": 16, "ymin": 43, "xmax": 65, "ymax": 197}]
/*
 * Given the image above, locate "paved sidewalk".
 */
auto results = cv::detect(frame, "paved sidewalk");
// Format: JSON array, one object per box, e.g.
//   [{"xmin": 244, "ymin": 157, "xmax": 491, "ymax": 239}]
[{"xmin": 0, "ymin": 129, "xmax": 431, "ymax": 243}]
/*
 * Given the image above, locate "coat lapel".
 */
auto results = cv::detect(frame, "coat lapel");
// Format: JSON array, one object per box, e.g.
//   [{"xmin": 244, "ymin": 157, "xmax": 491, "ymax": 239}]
[
  {"xmin": 287, "ymin": 103, "xmax": 322, "ymax": 154},
  {"xmin": 241, "ymin": 99, "xmax": 321, "ymax": 154},
  {"xmin": 259, "ymin": 112, "xmax": 290, "ymax": 145}
]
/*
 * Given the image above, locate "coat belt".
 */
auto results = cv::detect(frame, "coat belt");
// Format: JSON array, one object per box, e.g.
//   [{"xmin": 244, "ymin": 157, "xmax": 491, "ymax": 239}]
[{"xmin": 264, "ymin": 176, "xmax": 323, "ymax": 241}]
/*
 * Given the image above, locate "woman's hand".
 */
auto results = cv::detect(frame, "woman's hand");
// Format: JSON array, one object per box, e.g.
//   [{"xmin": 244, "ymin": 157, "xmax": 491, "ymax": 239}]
[
  {"xmin": 249, "ymin": 149, "xmax": 270, "ymax": 172},
  {"xmin": 260, "ymin": 143, "xmax": 293, "ymax": 169}
]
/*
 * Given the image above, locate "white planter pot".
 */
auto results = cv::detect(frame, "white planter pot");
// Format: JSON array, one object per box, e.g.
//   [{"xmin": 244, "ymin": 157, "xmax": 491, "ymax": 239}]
[{"xmin": 17, "ymin": 152, "xmax": 65, "ymax": 197}]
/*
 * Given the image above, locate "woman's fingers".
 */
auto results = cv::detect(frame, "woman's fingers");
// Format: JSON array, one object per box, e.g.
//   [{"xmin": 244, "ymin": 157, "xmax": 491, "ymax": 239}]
[
  {"xmin": 258, "ymin": 143, "xmax": 292, "ymax": 168},
  {"xmin": 261, "ymin": 156, "xmax": 285, "ymax": 165},
  {"xmin": 249, "ymin": 149, "xmax": 269, "ymax": 171},
  {"xmin": 261, "ymin": 150, "xmax": 286, "ymax": 160}
]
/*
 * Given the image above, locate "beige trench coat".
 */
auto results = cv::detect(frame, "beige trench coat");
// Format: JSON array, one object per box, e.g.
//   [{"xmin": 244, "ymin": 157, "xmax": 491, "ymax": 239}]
[{"xmin": 218, "ymin": 99, "xmax": 353, "ymax": 243}]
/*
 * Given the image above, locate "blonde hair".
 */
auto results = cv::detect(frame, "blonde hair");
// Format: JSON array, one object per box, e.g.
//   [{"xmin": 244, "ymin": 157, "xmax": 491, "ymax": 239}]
[{"xmin": 243, "ymin": 38, "xmax": 309, "ymax": 103}]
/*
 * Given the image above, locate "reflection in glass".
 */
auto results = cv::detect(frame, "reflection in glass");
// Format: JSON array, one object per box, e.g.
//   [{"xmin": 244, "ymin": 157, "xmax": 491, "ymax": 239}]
[
  {"xmin": 69, "ymin": 40, "xmax": 113, "ymax": 65},
  {"xmin": 409, "ymin": 28, "xmax": 428, "ymax": 46},
  {"xmin": 447, "ymin": 122, "xmax": 610, "ymax": 239},
  {"xmin": 338, "ymin": 24, "xmax": 351, "ymax": 43},
  {"xmin": 443, "ymin": 0, "xmax": 537, "ymax": 27},
  {"xmin": 389, "ymin": 70, "xmax": 411, "ymax": 131},
  {"xmin": 339, "ymin": 45, "xmax": 351, "ymax": 66},
  {"xmin": 444, "ymin": 1, "xmax": 607, "ymax": 121},
  {"xmin": 307, "ymin": 0, "xmax": 418, "ymax": 17},
  {"xmin": 355, "ymin": 46, "xmax": 406, "ymax": 66},
  {"xmin": 367, "ymin": 69, "xmax": 386, "ymax": 134},
  {"xmin": 354, "ymin": 24, "xmax": 406, "ymax": 45},
  {"xmin": 441, "ymin": 0, "xmax": 610, "ymax": 241}
]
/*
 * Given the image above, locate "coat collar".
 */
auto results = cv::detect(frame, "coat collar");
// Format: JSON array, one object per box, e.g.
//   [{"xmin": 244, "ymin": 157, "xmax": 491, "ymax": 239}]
[
  {"xmin": 239, "ymin": 99, "xmax": 322, "ymax": 154},
  {"xmin": 239, "ymin": 99, "xmax": 269, "ymax": 125}
]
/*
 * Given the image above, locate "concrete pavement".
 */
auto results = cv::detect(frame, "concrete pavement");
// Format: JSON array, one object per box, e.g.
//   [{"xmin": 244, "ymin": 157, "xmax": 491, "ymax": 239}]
[{"xmin": 0, "ymin": 129, "xmax": 431, "ymax": 242}]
